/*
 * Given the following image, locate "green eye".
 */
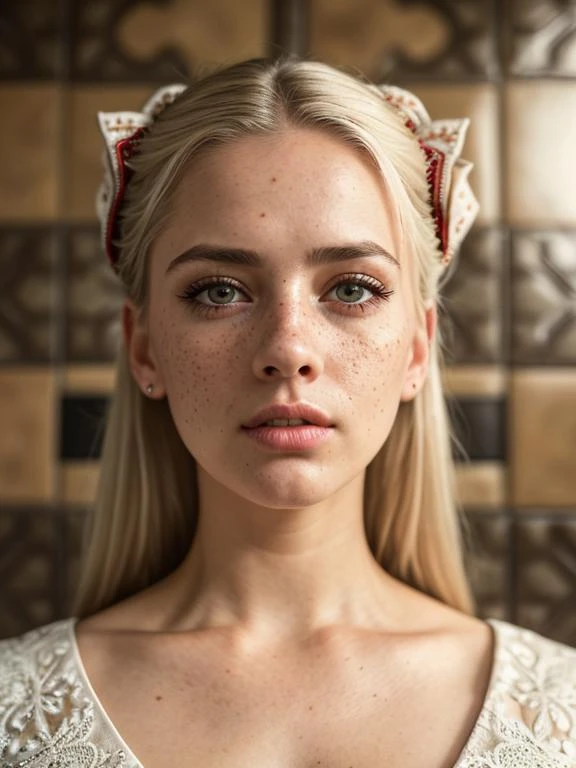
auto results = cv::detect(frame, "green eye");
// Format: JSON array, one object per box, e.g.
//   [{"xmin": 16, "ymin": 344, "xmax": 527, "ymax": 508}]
[
  {"xmin": 206, "ymin": 285, "xmax": 237, "ymax": 304},
  {"xmin": 334, "ymin": 283, "xmax": 369, "ymax": 303}
]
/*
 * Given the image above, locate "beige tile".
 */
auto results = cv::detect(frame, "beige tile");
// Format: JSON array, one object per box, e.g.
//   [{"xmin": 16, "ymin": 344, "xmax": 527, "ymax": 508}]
[
  {"xmin": 455, "ymin": 462, "xmax": 506, "ymax": 508},
  {"xmin": 443, "ymin": 366, "xmax": 506, "ymax": 397},
  {"xmin": 64, "ymin": 86, "xmax": 152, "ymax": 221},
  {"xmin": 0, "ymin": 85, "xmax": 59, "ymax": 221},
  {"xmin": 60, "ymin": 461, "xmax": 100, "ymax": 505},
  {"xmin": 63, "ymin": 365, "xmax": 116, "ymax": 394},
  {"xmin": 117, "ymin": 0, "xmax": 265, "ymax": 70},
  {"xmin": 409, "ymin": 84, "xmax": 500, "ymax": 225},
  {"xmin": 507, "ymin": 82, "xmax": 576, "ymax": 226},
  {"xmin": 0, "ymin": 369, "xmax": 56, "ymax": 502},
  {"xmin": 311, "ymin": 0, "xmax": 450, "ymax": 79},
  {"xmin": 511, "ymin": 370, "xmax": 576, "ymax": 507}
]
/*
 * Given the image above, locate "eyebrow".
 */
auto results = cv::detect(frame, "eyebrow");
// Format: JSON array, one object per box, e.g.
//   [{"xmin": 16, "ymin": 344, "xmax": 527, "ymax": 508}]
[{"xmin": 165, "ymin": 240, "xmax": 400, "ymax": 275}]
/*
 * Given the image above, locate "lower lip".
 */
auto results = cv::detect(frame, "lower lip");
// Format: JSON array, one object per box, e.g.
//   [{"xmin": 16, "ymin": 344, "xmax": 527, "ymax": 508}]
[{"xmin": 241, "ymin": 425, "xmax": 333, "ymax": 451}]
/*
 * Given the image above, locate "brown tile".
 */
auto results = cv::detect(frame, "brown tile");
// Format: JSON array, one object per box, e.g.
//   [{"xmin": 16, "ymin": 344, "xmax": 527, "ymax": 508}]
[
  {"xmin": 456, "ymin": 463, "xmax": 506, "ymax": 508},
  {"xmin": 310, "ymin": 0, "xmax": 498, "ymax": 80},
  {"xmin": 511, "ymin": 231, "xmax": 576, "ymax": 365},
  {"xmin": 71, "ymin": 0, "xmax": 266, "ymax": 81},
  {"xmin": 409, "ymin": 85, "xmax": 500, "ymax": 226},
  {"xmin": 443, "ymin": 366, "xmax": 506, "ymax": 397},
  {"xmin": 0, "ymin": 86, "xmax": 59, "ymax": 221},
  {"xmin": 465, "ymin": 511, "xmax": 510, "ymax": 621},
  {"xmin": 0, "ymin": 0, "xmax": 62, "ymax": 78},
  {"xmin": 60, "ymin": 462, "xmax": 100, "ymax": 506},
  {"xmin": 510, "ymin": 370, "xmax": 576, "ymax": 507},
  {"xmin": 64, "ymin": 86, "xmax": 152, "ymax": 221},
  {"xmin": 0, "ymin": 509, "xmax": 63, "ymax": 639},
  {"xmin": 65, "ymin": 226, "xmax": 124, "ymax": 362},
  {"xmin": 0, "ymin": 369, "xmax": 56, "ymax": 503},
  {"xmin": 508, "ymin": 1, "xmax": 576, "ymax": 76},
  {"xmin": 507, "ymin": 82, "xmax": 576, "ymax": 227},
  {"xmin": 0, "ymin": 227, "xmax": 60, "ymax": 363},
  {"xmin": 515, "ymin": 515, "xmax": 576, "ymax": 647},
  {"xmin": 440, "ymin": 228, "xmax": 505, "ymax": 363},
  {"xmin": 63, "ymin": 365, "xmax": 116, "ymax": 393}
]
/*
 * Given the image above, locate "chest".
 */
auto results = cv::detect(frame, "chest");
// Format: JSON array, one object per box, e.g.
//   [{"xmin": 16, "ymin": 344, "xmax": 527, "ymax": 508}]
[{"xmin": 94, "ymin": 648, "xmax": 482, "ymax": 768}]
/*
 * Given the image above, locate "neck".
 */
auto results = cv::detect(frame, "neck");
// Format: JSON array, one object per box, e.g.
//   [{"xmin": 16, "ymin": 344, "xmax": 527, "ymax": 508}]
[{"xmin": 160, "ymin": 467, "xmax": 408, "ymax": 643}]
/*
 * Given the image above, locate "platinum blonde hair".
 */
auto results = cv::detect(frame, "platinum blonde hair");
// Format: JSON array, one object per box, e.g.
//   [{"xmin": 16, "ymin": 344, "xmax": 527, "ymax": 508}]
[{"xmin": 75, "ymin": 57, "xmax": 474, "ymax": 617}]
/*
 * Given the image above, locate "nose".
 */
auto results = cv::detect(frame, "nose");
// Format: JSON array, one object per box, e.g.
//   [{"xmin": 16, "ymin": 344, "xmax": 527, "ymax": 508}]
[{"xmin": 251, "ymin": 296, "xmax": 324, "ymax": 383}]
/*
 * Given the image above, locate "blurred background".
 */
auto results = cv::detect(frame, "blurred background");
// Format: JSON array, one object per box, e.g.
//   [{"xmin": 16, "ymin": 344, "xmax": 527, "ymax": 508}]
[{"xmin": 0, "ymin": 0, "xmax": 575, "ymax": 643}]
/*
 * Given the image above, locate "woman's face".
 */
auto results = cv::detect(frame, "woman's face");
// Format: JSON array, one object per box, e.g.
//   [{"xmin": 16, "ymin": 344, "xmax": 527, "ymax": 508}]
[{"xmin": 126, "ymin": 128, "xmax": 434, "ymax": 508}]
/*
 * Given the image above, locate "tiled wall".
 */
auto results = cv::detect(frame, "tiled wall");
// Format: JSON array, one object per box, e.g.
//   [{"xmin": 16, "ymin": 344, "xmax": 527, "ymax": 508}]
[{"xmin": 0, "ymin": 0, "xmax": 575, "ymax": 643}]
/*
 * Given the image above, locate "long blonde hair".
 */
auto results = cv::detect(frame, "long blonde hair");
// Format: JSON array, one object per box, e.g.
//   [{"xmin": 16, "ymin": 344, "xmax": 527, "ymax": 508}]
[{"xmin": 75, "ymin": 58, "xmax": 474, "ymax": 617}]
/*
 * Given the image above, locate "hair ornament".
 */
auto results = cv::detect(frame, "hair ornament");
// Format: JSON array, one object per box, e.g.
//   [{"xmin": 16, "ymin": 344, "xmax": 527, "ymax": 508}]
[
  {"xmin": 96, "ymin": 84, "xmax": 187, "ymax": 270},
  {"xmin": 377, "ymin": 85, "xmax": 479, "ymax": 266}
]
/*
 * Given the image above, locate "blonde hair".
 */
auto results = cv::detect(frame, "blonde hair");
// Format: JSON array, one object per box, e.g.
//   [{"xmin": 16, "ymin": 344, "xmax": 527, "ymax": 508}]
[{"xmin": 75, "ymin": 57, "xmax": 474, "ymax": 617}]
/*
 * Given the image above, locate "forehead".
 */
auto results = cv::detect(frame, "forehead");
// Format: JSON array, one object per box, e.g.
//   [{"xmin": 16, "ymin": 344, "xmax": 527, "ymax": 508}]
[{"xmin": 156, "ymin": 127, "xmax": 400, "ymax": 260}]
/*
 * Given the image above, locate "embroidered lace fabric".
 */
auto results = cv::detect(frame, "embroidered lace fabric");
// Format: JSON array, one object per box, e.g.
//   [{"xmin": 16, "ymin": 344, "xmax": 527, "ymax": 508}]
[{"xmin": 0, "ymin": 619, "xmax": 575, "ymax": 768}]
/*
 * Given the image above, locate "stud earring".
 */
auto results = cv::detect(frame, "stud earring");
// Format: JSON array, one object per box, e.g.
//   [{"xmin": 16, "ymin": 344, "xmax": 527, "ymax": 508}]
[{"xmin": 145, "ymin": 384, "xmax": 154, "ymax": 395}]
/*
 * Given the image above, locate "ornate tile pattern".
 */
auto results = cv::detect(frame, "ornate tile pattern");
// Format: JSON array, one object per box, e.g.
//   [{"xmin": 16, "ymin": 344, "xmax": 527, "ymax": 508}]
[
  {"xmin": 0, "ymin": 0, "xmax": 62, "ymax": 79},
  {"xmin": 439, "ymin": 228, "xmax": 506, "ymax": 364},
  {"xmin": 0, "ymin": 509, "xmax": 62, "ymax": 639},
  {"xmin": 65, "ymin": 227, "xmax": 124, "ymax": 362},
  {"xmin": 310, "ymin": 0, "xmax": 498, "ymax": 81},
  {"xmin": 508, "ymin": 0, "xmax": 576, "ymax": 77},
  {"xmin": 511, "ymin": 231, "xmax": 576, "ymax": 365},
  {"xmin": 515, "ymin": 515, "xmax": 576, "ymax": 647},
  {"xmin": 465, "ymin": 511, "xmax": 511, "ymax": 621},
  {"xmin": 70, "ymin": 0, "xmax": 266, "ymax": 82},
  {"xmin": 0, "ymin": 227, "xmax": 61, "ymax": 363}
]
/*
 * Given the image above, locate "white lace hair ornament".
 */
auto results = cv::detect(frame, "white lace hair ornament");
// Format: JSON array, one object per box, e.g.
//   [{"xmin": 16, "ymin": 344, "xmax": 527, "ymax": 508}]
[{"xmin": 96, "ymin": 82, "xmax": 479, "ymax": 272}]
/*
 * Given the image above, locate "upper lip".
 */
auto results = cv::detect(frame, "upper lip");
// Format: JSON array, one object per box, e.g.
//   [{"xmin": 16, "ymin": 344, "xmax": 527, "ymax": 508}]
[{"xmin": 242, "ymin": 403, "xmax": 334, "ymax": 429}]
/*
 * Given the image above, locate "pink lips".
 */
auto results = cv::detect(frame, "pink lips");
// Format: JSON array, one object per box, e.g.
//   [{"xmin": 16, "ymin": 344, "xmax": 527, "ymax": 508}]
[{"xmin": 241, "ymin": 403, "xmax": 334, "ymax": 451}]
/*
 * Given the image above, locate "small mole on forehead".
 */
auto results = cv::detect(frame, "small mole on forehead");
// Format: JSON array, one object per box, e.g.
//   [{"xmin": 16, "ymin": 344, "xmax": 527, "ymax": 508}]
[
  {"xmin": 271, "ymin": 176, "xmax": 277, "ymax": 182},
  {"xmin": 259, "ymin": 212, "xmax": 266, "ymax": 218}
]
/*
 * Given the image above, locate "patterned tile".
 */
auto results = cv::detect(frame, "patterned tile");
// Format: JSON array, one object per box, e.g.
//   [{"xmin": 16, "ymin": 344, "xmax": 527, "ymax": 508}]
[
  {"xmin": 409, "ymin": 84, "xmax": 500, "ymax": 225},
  {"xmin": 439, "ymin": 228, "xmax": 506, "ymax": 363},
  {"xmin": 0, "ymin": 0, "xmax": 62, "ymax": 79},
  {"xmin": 506, "ymin": 81, "xmax": 576, "ymax": 227},
  {"xmin": 0, "ymin": 509, "xmax": 62, "ymax": 639},
  {"xmin": 514, "ymin": 515, "xmax": 576, "ymax": 647},
  {"xmin": 508, "ymin": 0, "xmax": 576, "ymax": 77},
  {"xmin": 0, "ymin": 85, "xmax": 59, "ymax": 220},
  {"xmin": 65, "ymin": 227, "xmax": 124, "ymax": 362},
  {"xmin": 510, "ymin": 370, "xmax": 576, "ymax": 507},
  {"xmin": 511, "ymin": 231, "xmax": 576, "ymax": 365},
  {"xmin": 70, "ymin": 0, "xmax": 266, "ymax": 82},
  {"xmin": 0, "ymin": 227, "xmax": 61, "ymax": 363},
  {"xmin": 465, "ymin": 511, "xmax": 511, "ymax": 621},
  {"xmin": 310, "ymin": 0, "xmax": 498, "ymax": 81},
  {"xmin": 64, "ymin": 86, "xmax": 152, "ymax": 220},
  {"xmin": 0, "ymin": 369, "xmax": 56, "ymax": 503}
]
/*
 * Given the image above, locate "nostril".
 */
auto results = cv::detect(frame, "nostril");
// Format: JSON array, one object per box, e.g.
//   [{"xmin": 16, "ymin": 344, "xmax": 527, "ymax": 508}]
[
  {"xmin": 299, "ymin": 365, "xmax": 311, "ymax": 375},
  {"xmin": 264, "ymin": 366, "xmax": 277, "ymax": 376}
]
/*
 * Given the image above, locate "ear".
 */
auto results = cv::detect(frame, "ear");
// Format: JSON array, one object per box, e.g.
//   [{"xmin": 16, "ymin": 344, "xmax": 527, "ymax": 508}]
[
  {"xmin": 122, "ymin": 298, "xmax": 166, "ymax": 398},
  {"xmin": 400, "ymin": 302, "xmax": 437, "ymax": 402}
]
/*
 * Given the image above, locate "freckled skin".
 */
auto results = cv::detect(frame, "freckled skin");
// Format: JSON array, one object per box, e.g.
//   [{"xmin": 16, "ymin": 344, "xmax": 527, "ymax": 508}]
[{"xmin": 130, "ymin": 128, "xmax": 431, "ymax": 512}]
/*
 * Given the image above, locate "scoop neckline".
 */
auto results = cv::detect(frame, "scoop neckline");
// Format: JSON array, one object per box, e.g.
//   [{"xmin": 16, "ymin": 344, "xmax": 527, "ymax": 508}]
[{"xmin": 66, "ymin": 616, "xmax": 502, "ymax": 768}]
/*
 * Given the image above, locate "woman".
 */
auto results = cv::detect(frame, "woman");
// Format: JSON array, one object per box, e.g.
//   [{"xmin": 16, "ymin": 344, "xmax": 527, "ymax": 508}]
[{"xmin": 1, "ymin": 58, "xmax": 575, "ymax": 768}]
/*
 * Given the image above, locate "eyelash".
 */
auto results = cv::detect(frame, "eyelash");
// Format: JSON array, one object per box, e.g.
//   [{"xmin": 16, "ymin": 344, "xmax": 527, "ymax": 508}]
[{"xmin": 177, "ymin": 274, "xmax": 394, "ymax": 318}]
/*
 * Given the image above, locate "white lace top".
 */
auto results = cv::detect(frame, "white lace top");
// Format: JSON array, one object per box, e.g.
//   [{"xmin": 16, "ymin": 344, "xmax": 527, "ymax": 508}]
[{"xmin": 0, "ymin": 618, "xmax": 575, "ymax": 767}]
